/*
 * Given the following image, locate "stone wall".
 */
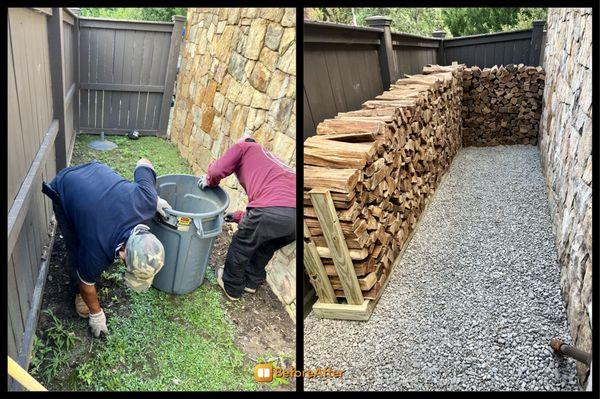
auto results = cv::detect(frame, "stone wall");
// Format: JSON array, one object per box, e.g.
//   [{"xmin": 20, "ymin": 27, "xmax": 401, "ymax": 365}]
[
  {"xmin": 170, "ymin": 8, "xmax": 296, "ymax": 321},
  {"xmin": 538, "ymin": 8, "xmax": 592, "ymax": 385}
]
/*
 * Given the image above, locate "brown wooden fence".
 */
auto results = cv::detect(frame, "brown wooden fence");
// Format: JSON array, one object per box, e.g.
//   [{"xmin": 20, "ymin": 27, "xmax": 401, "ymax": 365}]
[
  {"xmin": 7, "ymin": 9, "xmax": 76, "ymax": 380},
  {"xmin": 7, "ymin": 8, "xmax": 184, "ymax": 389},
  {"xmin": 441, "ymin": 21, "xmax": 546, "ymax": 68},
  {"xmin": 78, "ymin": 16, "xmax": 184, "ymax": 136},
  {"xmin": 303, "ymin": 18, "xmax": 546, "ymax": 139}
]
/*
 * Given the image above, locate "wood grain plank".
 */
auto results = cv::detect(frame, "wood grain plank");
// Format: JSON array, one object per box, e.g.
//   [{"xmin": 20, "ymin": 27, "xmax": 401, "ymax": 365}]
[
  {"xmin": 309, "ymin": 189, "xmax": 364, "ymax": 305},
  {"xmin": 303, "ymin": 221, "xmax": 337, "ymax": 304}
]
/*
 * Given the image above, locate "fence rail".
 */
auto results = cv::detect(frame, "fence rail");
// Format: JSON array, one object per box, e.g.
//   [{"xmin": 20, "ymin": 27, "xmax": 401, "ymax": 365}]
[
  {"xmin": 7, "ymin": 8, "xmax": 185, "ymax": 389},
  {"xmin": 303, "ymin": 18, "xmax": 546, "ymax": 139}
]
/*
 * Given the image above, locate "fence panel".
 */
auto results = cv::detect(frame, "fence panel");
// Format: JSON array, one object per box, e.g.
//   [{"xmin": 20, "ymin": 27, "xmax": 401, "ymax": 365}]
[
  {"xmin": 78, "ymin": 17, "xmax": 183, "ymax": 136},
  {"xmin": 390, "ymin": 32, "xmax": 440, "ymax": 82},
  {"xmin": 304, "ymin": 22, "xmax": 385, "ymax": 139},
  {"xmin": 442, "ymin": 24, "xmax": 545, "ymax": 67},
  {"xmin": 7, "ymin": 7, "xmax": 60, "ymax": 372}
]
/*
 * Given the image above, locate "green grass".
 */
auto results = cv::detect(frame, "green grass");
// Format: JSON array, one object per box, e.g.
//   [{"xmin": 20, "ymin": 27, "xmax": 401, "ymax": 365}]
[
  {"xmin": 72, "ymin": 135, "xmax": 194, "ymax": 180},
  {"xmin": 77, "ymin": 285, "xmax": 256, "ymax": 391},
  {"xmin": 55, "ymin": 134, "xmax": 257, "ymax": 391}
]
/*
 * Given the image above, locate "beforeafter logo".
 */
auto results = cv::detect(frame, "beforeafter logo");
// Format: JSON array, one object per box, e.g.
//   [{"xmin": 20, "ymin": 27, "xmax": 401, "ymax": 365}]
[
  {"xmin": 254, "ymin": 363, "xmax": 345, "ymax": 382},
  {"xmin": 254, "ymin": 363, "xmax": 273, "ymax": 382}
]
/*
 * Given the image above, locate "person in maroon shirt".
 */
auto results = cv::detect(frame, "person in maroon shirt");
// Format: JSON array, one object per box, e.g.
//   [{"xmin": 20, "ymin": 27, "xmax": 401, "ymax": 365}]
[{"xmin": 198, "ymin": 135, "xmax": 296, "ymax": 300}]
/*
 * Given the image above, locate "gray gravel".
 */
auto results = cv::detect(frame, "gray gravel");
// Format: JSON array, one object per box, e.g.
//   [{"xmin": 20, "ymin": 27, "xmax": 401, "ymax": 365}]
[{"xmin": 304, "ymin": 145, "xmax": 579, "ymax": 391}]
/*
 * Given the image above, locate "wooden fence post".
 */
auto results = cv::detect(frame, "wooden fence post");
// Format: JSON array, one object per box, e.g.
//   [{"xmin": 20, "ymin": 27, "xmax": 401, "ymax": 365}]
[
  {"xmin": 73, "ymin": 10, "xmax": 80, "ymax": 141},
  {"xmin": 157, "ymin": 15, "xmax": 185, "ymax": 138},
  {"xmin": 366, "ymin": 16, "xmax": 395, "ymax": 90},
  {"xmin": 47, "ymin": 7, "xmax": 67, "ymax": 171},
  {"xmin": 432, "ymin": 29, "xmax": 446, "ymax": 65},
  {"xmin": 529, "ymin": 20, "xmax": 545, "ymax": 66}
]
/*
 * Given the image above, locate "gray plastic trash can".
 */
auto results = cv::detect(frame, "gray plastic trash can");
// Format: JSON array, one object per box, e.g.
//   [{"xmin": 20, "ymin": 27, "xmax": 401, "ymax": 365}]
[{"xmin": 148, "ymin": 174, "xmax": 230, "ymax": 294}]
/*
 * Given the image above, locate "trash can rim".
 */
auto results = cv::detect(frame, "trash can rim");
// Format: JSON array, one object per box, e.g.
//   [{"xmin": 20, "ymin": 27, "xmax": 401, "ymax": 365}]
[{"xmin": 157, "ymin": 173, "xmax": 230, "ymax": 220}]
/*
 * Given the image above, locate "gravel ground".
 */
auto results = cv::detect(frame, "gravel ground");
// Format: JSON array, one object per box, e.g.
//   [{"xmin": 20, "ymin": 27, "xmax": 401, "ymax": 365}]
[{"xmin": 304, "ymin": 145, "xmax": 579, "ymax": 391}]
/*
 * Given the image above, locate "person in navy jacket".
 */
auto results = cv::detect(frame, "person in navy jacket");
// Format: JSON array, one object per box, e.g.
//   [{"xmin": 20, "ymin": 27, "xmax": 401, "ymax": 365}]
[{"xmin": 42, "ymin": 158, "xmax": 171, "ymax": 337}]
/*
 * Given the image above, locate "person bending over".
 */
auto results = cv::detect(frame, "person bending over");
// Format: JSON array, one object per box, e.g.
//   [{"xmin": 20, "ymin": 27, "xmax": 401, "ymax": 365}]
[
  {"xmin": 198, "ymin": 135, "xmax": 296, "ymax": 300},
  {"xmin": 42, "ymin": 158, "xmax": 171, "ymax": 336}
]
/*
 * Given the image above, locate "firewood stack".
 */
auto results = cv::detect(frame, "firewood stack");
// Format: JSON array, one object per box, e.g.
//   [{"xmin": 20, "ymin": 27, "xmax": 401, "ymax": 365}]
[
  {"xmin": 459, "ymin": 64, "xmax": 545, "ymax": 146},
  {"xmin": 304, "ymin": 65, "xmax": 464, "ymax": 300}
]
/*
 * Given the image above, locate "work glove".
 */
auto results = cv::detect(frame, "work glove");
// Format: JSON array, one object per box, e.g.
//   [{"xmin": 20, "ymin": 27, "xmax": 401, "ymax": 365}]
[
  {"xmin": 197, "ymin": 175, "xmax": 209, "ymax": 190},
  {"xmin": 136, "ymin": 158, "xmax": 154, "ymax": 171},
  {"xmin": 89, "ymin": 309, "xmax": 108, "ymax": 337},
  {"xmin": 224, "ymin": 212, "xmax": 235, "ymax": 223},
  {"xmin": 156, "ymin": 196, "xmax": 172, "ymax": 218}
]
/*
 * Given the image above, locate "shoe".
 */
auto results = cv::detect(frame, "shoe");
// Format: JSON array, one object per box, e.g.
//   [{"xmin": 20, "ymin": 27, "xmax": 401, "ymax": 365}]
[
  {"xmin": 216, "ymin": 267, "xmax": 240, "ymax": 301},
  {"xmin": 244, "ymin": 286, "xmax": 257, "ymax": 294},
  {"xmin": 75, "ymin": 294, "xmax": 90, "ymax": 318}
]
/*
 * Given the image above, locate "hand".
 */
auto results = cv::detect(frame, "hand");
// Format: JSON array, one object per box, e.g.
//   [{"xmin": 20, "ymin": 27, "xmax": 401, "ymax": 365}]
[
  {"xmin": 224, "ymin": 212, "xmax": 235, "ymax": 223},
  {"xmin": 89, "ymin": 309, "xmax": 108, "ymax": 337},
  {"xmin": 197, "ymin": 175, "xmax": 209, "ymax": 190},
  {"xmin": 136, "ymin": 158, "xmax": 154, "ymax": 170},
  {"xmin": 156, "ymin": 196, "xmax": 172, "ymax": 218}
]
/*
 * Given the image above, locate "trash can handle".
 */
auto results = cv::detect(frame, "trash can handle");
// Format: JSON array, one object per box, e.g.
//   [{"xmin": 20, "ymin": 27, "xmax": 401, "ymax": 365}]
[{"xmin": 194, "ymin": 213, "xmax": 224, "ymax": 238}]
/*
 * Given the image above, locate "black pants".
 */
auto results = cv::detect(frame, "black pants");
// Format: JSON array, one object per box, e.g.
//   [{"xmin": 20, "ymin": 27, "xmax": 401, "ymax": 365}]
[
  {"xmin": 223, "ymin": 207, "xmax": 296, "ymax": 297},
  {"xmin": 43, "ymin": 183, "xmax": 80, "ymax": 296}
]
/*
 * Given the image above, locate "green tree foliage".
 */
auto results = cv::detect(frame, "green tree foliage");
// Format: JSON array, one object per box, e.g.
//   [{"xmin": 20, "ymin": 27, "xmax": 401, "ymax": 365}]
[
  {"xmin": 442, "ymin": 8, "xmax": 522, "ymax": 36},
  {"xmin": 80, "ymin": 8, "xmax": 187, "ymax": 22},
  {"xmin": 305, "ymin": 8, "xmax": 548, "ymax": 37},
  {"xmin": 306, "ymin": 8, "xmax": 446, "ymax": 37}
]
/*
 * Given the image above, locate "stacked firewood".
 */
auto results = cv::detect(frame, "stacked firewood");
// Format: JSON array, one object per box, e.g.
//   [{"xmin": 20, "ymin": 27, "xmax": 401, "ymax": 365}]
[
  {"xmin": 460, "ymin": 64, "xmax": 545, "ymax": 146},
  {"xmin": 304, "ymin": 65, "xmax": 463, "ymax": 300}
]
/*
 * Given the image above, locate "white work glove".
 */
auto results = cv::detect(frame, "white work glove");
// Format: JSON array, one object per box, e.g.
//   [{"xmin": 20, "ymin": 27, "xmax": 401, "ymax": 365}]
[
  {"xmin": 89, "ymin": 309, "xmax": 108, "ymax": 337},
  {"xmin": 136, "ymin": 158, "xmax": 154, "ymax": 171},
  {"xmin": 197, "ymin": 175, "xmax": 209, "ymax": 190},
  {"xmin": 156, "ymin": 196, "xmax": 172, "ymax": 218}
]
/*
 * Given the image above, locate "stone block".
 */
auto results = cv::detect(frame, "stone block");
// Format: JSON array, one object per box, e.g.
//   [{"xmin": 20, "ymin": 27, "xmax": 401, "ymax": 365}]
[
  {"xmin": 227, "ymin": 52, "xmax": 246, "ymax": 82},
  {"xmin": 213, "ymin": 92, "xmax": 225, "ymax": 114},
  {"xmin": 265, "ymin": 69, "xmax": 288, "ymax": 100},
  {"xmin": 226, "ymin": 77, "xmax": 243, "ymax": 103},
  {"xmin": 241, "ymin": 8, "xmax": 259, "ymax": 18},
  {"xmin": 209, "ymin": 115, "xmax": 222, "ymax": 140},
  {"xmin": 265, "ymin": 23, "xmax": 284, "ymax": 51},
  {"xmin": 248, "ymin": 61, "xmax": 271, "ymax": 92},
  {"xmin": 237, "ymin": 84, "xmax": 255, "ymax": 106},
  {"xmin": 244, "ymin": 18, "xmax": 268, "ymax": 60},
  {"xmin": 214, "ymin": 25, "xmax": 236, "ymax": 62},
  {"xmin": 230, "ymin": 105, "xmax": 250, "ymax": 141},
  {"xmin": 281, "ymin": 8, "xmax": 295, "ymax": 27},
  {"xmin": 279, "ymin": 28, "xmax": 295, "ymax": 54},
  {"xmin": 259, "ymin": 47, "xmax": 278, "ymax": 72},
  {"xmin": 276, "ymin": 42, "xmax": 295, "ymax": 76},
  {"xmin": 203, "ymin": 80, "xmax": 218, "ymax": 108},
  {"xmin": 269, "ymin": 97, "xmax": 294, "ymax": 131},
  {"xmin": 227, "ymin": 8, "xmax": 240, "ymax": 25},
  {"xmin": 260, "ymin": 8, "xmax": 284, "ymax": 23},
  {"xmin": 250, "ymin": 91, "xmax": 272, "ymax": 110},
  {"xmin": 271, "ymin": 132, "xmax": 296, "ymax": 165}
]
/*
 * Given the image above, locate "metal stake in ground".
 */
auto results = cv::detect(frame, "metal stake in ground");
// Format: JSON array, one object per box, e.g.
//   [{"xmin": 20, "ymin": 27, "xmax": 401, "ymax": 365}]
[
  {"xmin": 88, "ymin": 131, "xmax": 117, "ymax": 151},
  {"xmin": 550, "ymin": 338, "xmax": 592, "ymax": 366}
]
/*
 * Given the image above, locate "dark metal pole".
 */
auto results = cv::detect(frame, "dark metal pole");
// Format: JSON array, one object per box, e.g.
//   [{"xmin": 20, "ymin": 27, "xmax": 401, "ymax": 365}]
[{"xmin": 550, "ymin": 338, "xmax": 592, "ymax": 366}]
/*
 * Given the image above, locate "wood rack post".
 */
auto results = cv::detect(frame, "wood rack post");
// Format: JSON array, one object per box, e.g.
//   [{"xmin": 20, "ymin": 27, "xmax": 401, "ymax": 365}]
[{"xmin": 306, "ymin": 189, "xmax": 373, "ymax": 321}]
